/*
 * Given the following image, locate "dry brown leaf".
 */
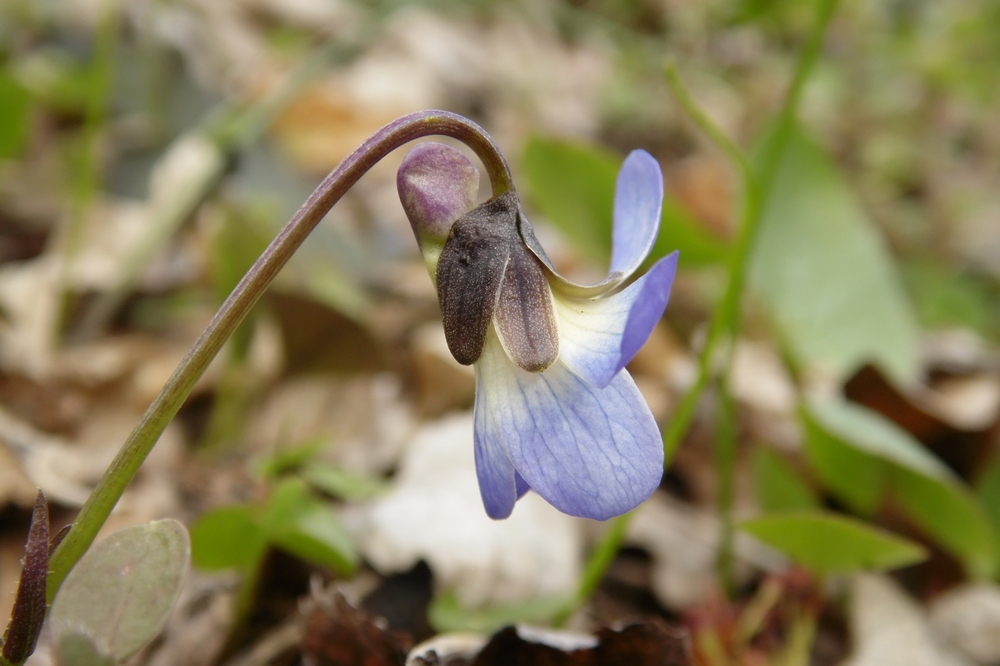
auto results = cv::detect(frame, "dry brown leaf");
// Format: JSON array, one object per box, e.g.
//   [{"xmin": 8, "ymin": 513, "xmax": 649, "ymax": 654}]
[
  {"xmin": 249, "ymin": 373, "xmax": 414, "ymax": 475},
  {"xmin": 929, "ymin": 582, "xmax": 1000, "ymax": 665},
  {"xmin": 840, "ymin": 574, "xmax": 973, "ymax": 666}
]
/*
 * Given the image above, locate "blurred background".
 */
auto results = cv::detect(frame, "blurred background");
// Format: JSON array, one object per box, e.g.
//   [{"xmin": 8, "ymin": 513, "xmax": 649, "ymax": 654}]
[{"xmin": 2, "ymin": 0, "xmax": 1000, "ymax": 664}]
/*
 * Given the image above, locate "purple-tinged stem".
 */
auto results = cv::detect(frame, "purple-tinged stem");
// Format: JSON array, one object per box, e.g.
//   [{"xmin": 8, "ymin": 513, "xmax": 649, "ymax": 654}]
[{"xmin": 46, "ymin": 110, "xmax": 513, "ymax": 601}]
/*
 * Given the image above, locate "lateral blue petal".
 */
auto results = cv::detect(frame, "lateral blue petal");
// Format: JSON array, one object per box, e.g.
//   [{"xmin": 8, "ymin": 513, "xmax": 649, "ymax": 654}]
[
  {"xmin": 514, "ymin": 471, "xmax": 531, "ymax": 499},
  {"xmin": 557, "ymin": 252, "xmax": 679, "ymax": 389},
  {"xmin": 473, "ymin": 364, "xmax": 518, "ymax": 519},
  {"xmin": 610, "ymin": 150, "xmax": 663, "ymax": 277},
  {"xmin": 478, "ymin": 337, "xmax": 664, "ymax": 520},
  {"xmin": 523, "ymin": 150, "xmax": 665, "ymax": 300}
]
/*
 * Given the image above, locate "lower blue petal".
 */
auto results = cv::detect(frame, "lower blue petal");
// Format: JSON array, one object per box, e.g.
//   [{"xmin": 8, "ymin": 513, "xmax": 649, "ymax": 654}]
[
  {"xmin": 476, "ymin": 335, "xmax": 664, "ymax": 520},
  {"xmin": 473, "ymin": 367, "xmax": 518, "ymax": 519}
]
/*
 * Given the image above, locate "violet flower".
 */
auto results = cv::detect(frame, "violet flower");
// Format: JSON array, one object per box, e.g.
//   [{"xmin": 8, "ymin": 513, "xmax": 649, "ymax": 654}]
[{"xmin": 398, "ymin": 142, "xmax": 678, "ymax": 520}]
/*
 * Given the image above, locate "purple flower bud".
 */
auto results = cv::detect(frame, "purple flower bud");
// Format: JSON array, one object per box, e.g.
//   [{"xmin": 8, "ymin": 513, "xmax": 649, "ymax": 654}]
[{"xmin": 397, "ymin": 142, "xmax": 480, "ymax": 251}]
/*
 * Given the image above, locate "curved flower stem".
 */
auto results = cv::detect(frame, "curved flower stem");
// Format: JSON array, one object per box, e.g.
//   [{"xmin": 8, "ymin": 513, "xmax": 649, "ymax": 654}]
[
  {"xmin": 565, "ymin": 0, "xmax": 840, "ymax": 618},
  {"xmin": 46, "ymin": 109, "xmax": 514, "ymax": 602}
]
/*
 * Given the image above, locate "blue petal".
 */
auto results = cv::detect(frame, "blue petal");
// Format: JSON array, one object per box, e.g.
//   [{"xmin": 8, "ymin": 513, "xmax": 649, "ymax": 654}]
[
  {"xmin": 473, "ymin": 367, "xmax": 518, "ymax": 519},
  {"xmin": 514, "ymin": 471, "xmax": 531, "ymax": 498},
  {"xmin": 557, "ymin": 252, "xmax": 679, "ymax": 389},
  {"xmin": 476, "ymin": 335, "xmax": 664, "ymax": 520},
  {"xmin": 611, "ymin": 150, "xmax": 664, "ymax": 276},
  {"xmin": 522, "ymin": 150, "xmax": 664, "ymax": 299}
]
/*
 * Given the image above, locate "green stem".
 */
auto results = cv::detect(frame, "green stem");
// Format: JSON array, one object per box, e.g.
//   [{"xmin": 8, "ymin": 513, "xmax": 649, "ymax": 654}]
[
  {"xmin": 715, "ymin": 382, "xmax": 738, "ymax": 594},
  {"xmin": 46, "ymin": 110, "xmax": 514, "ymax": 602},
  {"xmin": 552, "ymin": 511, "xmax": 630, "ymax": 626},
  {"xmin": 571, "ymin": 0, "xmax": 839, "ymax": 613},
  {"xmin": 713, "ymin": 0, "xmax": 839, "ymax": 589},
  {"xmin": 661, "ymin": 62, "xmax": 762, "ymax": 466}
]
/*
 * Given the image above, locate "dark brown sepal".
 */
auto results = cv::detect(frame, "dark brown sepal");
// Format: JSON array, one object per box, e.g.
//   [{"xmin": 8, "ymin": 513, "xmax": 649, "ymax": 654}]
[
  {"xmin": 436, "ymin": 191, "xmax": 559, "ymax": 370},
  {"xmin": 2, "ymin": 491, "xmax": 49, "ymax": 665},
  {"xmin": 494, "ymin": 237, "xmax": 559, "ymax": 372},
  {"xmin": 436, "ymin": 192, "xmax": 518, "ymax": 365}
]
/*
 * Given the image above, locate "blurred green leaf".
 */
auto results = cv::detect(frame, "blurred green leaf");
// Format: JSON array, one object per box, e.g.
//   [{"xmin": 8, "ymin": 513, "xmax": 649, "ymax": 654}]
[
  {"xmin": 264, "ymin": 479, "xmax": 357, "ymax": 575},
  {"xmin": 893, "ymin": 466, "xmax": 997, "ymax": 578},
  {"xmin": 520, "ymin": 136, "xmax": 730, "ymax": 270},
  {"xmin": 53, "ymin": 633, "xmax": 114, "ymax": 666},
  {"xmin": 428, "ymin": 591, "xmax": 571, "ymax": 634},
  {"xmin": 49, "ymin": 520, "xmax": 189, "ymax": 664},
  {"xmin": 190, "ymin": 506, "xmax": 265, "ymax": 571},
  {"xmin": 302, "ymin": 463, "xmax": 389, "ymax": 501},
  {"xmin": 191, "ymin": 478, "xmax": 358, "ymax": 576},
  {"xmin": 808, "ymin": 400, "xmax": 952, "ymax": 480},
  {"xmin": 802, "ymin": 400, "xmax": 998, "ymax": 577},
  {"xmin": 976, "ymin": 454, "xmax": 1000, "ymax": 543},
  {"xmin": 210, "ymin": 208, "xmax": 272, "ymax": 358},
  {"xmin": 300, "ymin": 261, "xmax": 372, "ymax": 323},
  {"xmin": 752, "ymin": 448, "xmax": 820, "ymax": 513},
  {"xmin": 253, "ymin": 438, "xmax": 327, "ymax": 479},
  {"xmin": 13, "ymin": 49, "xmax": 93, "ymax": 113},
  {"xmin": 902, "ymin": 258, "xmax": 1000, "ymax": 339},
  {"xmin": 0, "ymin": 71, "xmax": 31, "ymax": 159},
  {"xmin": 741, "ymin": 511, "xmax": 926, "ymax": 576},
  {"xmin": 521, "ymin": 138, "xmax": 617, "ymax": 264},
  {"xmin": 802, "ymin": 409, "xmax": 885, "ymax": 515},
  {"xmin": 749, "ymin": 126, "xmax": 920, "ymax": 384}
]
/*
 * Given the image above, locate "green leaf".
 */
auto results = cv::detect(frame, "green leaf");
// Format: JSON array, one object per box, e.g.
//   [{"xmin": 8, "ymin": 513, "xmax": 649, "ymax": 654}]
[
  {"xmin": 807, "ymin": 400, "xmax": 952, "ymax": 481},
  {"xmin": 302, "ymin": 463, "xmax": 389, "ymax": 501},
  {"xmin": 749, "ymin": 126, "xmax": 920, "ymax": 384},
  {"xmin": 976, "ymin": 454, "xmax": 1000, "ymax": 541},
  {"xmin": 752, "ymin": 448, "xmax": 820, "ymax": 513},
  {"xmin": 741, "ymin": 511, "xmax": 926, "ymax": 576},
  {"xmin": 902, "ymin": 258, "xmax": 1000, "ymax": 338},
  {"xmin": 802, "ymin": 400, "xmax": 998, "ymax": 577},
  {"xmin": 0, "ymin": 72, "xmax": 31, "ymax": 159},
  {"xmin": 428, "ymin": 592, "xmax": 571, "ymax": 634},
  {"xmin": 191, "ymin": 478, "xmax": 359, "ymax": 576},
  {"xmin": 209, "ymin": 209, "xmax": 272, "ymax": 359},
  {"xmin": 520, "ymin": 138, "xmax": 617, "ymax": 264},
  {"xmin": 520, "ymin": 137, "xmax": 730, "ymax": 271},
  {"xmin": 802, "ymin": 410, "xmax": 886, "ymax": 515},
  {"xmin": 13, "ymin": 49, "xmax": 93, "ymax": 113},
  {"xmin": 655, "ymin": 197, "xmax": 731, "ymax": 268},
  {"xmin": 253, "ymin": 438, "xmax": 327, "ymax": 479},
  {"xmin": 892, "ymin": 467, "xmax": 997, "ymax": 579},
  {"xmin": 264, "ymin": 479, "xmax": 357, "ymax": 575},
  {"xmin": 53, "ymin": 633, "xmax": 114, "ymax": 666},
  {"xmin": 190, "ymin": 506, "xmax": 265, "ymax": 571},
  {"xmin": 49, "ymin": 520, "xmax": 190, "ymax": 664}
]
